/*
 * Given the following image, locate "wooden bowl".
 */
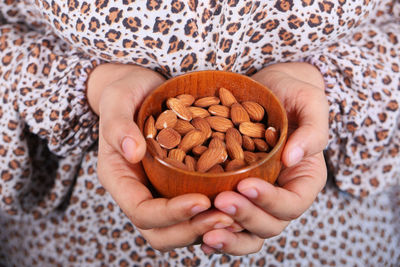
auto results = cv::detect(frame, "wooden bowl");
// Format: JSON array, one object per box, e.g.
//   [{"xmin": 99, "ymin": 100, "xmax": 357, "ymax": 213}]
[{"xmin": 137, "ymin": 71, "xmax": 288, "ymax": 199}]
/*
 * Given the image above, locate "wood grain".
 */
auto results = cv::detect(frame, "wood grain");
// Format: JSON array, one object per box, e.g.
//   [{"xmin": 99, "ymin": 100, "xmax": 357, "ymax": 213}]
[{"xmin": 137, "ymin": 70, "xmax": 288, "ymax": 199}]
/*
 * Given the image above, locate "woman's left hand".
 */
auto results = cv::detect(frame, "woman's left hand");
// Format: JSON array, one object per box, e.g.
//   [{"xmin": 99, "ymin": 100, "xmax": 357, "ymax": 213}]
[{"xmin": 201, "ymin": 62, "xmax": 329, "ymax": 255}]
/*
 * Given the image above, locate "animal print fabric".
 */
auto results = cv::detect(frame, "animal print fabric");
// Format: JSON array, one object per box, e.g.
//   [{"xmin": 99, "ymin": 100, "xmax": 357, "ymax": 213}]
[{"xmin": 0, "ymin": 0, "xmax": 399, "ymax": 266}]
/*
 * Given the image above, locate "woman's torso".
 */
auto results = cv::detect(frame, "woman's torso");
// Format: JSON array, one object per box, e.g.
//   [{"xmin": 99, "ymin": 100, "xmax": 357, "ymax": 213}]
[{"xmin": 12, "ymin": 0, "xmax": 377, "ymax": 76}]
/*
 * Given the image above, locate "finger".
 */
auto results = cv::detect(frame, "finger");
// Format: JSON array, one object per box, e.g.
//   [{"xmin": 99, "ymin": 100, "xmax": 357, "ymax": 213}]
[
  {"xmin": 214, "ymin": 191, "xmax": 289, "ymax": 238},
  {"xmin": 106, "ymin": 176, "xmax": 211, "ymax": 229},
  {"xmin": 99, "ymin": 85, "xmax": 147, "ymax": 163},
  {"xmin": 237, "ymin": 153, "xmax": 327, "ymax": 220},
  {"xmin": 132, "ymin": 193, "xmax": 212, "ymax": 229},
  {"xmin": 99, "ymin": 70, "xmax": 164, "ymax": 164},
  {"xmin": 203, "ymin": 229, "xmax": 264, "ymax": 256},
  {"xmin": 200, "ymin": 244, "xmax": 218, "ymax": 255},
  {"xmin": 226, "ymin": 222, "xmax": 244, "ymax": 233},
  {"xmin": 97, "ymin": 150, "xmax": 212, "ymax": 229},
  {"xmin": 282, "ymin": 86, "xmax": 329, "ymax": 167},
  {"xmin": 139, "ymin": 210, "xmax": 234, "ymax": 252}
]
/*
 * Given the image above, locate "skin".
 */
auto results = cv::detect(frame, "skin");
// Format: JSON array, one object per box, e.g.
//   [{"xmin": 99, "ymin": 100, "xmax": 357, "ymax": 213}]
[{"xmin": 86, "ymin": 62, "xmax": 328, "ymax": 254}]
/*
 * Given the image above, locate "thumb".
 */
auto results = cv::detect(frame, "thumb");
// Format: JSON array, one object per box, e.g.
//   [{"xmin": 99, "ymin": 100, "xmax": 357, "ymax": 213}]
[
  {"xmin": 282, "ymin": 88, "xmax": 329, "ymax": 167},
  {"xmin": 282, "ymin": 124, "xmax": 327, "ymax": 168},
  {"xmin": 99, "ymin": 86, "xmax": 147, "ymax": 164},
  {"xmin": 119, "ymin": 121, "xmax": 147, "ymax": 164}
]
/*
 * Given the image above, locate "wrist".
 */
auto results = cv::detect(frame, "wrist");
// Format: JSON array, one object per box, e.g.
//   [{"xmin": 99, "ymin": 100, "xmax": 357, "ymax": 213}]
[
  {"xmin": 86, "ymin": 63, "xmax": 144, "ymax": 115},
  {"xmin": 260, "ymin": 62, "xmax": 325, "ymax": 90}
]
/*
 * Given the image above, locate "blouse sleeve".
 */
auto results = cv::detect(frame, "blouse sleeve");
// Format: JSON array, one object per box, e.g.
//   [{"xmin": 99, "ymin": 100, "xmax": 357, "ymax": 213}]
[
  {"xmin": 305, "ymin": 0, "xmax": 400, "ymax": 197},
  {"xmin": 0, "ymin": 2, "xmax": 102, "ymax": 217},
  {"xmin": 0, "ymin": 15, "xmax": 101, "ymax": 157}
]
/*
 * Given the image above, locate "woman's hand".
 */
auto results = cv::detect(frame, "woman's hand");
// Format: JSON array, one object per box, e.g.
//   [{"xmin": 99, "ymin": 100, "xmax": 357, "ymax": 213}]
[
  {"xmin": 201, "ymin": 62, "xmax": 329, "ymax": 255},
  {"xmin": 87, "ymin": 64, "xmax": 235, "ymax": 251}
]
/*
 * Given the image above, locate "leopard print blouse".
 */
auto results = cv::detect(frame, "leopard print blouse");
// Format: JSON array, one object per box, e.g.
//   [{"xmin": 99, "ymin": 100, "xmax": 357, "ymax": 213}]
[{"xmin": 0, "ymin": 0, "xmax": 399, "ymax": 266}]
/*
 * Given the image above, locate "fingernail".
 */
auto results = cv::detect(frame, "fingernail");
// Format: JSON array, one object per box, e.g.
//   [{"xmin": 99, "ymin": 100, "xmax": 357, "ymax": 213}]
[
  {"xmin": 191, "ymin": 205, "xmax": 208, "ymax": 215},
  {"xmin": 122, "ymin": 137, "xmax": 137, "ymax": 161},
  {"xmin": 220, "ymin": 205, "xmax": 236, "ymax": 215},
  {"xmin": 202, "ymin": 245, "xmax": 215, "ymax": 255},
  {"xmin": 209, "ymin": 243, "xmax": 223, "ymax": 249},
  {"xmin": 288, "ymin": 147, "xmax": 304, "ymax": 166},
  {"xmin": 213, "ymin": 222, "xmax": 231, "ymax": 229},
  {"xmin": 241, "ymin": 188, "xmax": 258, "ymax": 199}
]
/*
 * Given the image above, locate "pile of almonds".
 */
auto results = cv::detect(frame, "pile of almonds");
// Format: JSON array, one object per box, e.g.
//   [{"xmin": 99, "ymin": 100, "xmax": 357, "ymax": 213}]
[{"xmin": 144, "ymin": 88, "xmax": 278, "ymax": 173}]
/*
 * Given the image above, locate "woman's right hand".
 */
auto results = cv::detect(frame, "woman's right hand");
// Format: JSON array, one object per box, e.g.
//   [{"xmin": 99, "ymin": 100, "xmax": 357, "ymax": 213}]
[{"xmin": 87, "ymin": 64, "xmax": 234, "ymax": 251}]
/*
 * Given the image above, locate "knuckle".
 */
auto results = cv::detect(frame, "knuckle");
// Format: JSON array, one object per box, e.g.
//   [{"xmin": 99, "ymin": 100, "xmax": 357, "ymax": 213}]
[
  {"xmin": 286, "ymin": 211, "xmax": 301, "ymax": 221},
  {"xmin": 166, "ymin": 201, "xmax": 186, "ymax": 222},
  {"xmin": 102, "ymin": 121, "xmax": 134, "ymax": 148},
  {"xmin": 267, "ymin": 227, "xmax": 284, "ymax": 238},
  {"xmin": 150, "ymin": 243, "xmax": 169, "ymax": 252},
  {"xmin": 284, "ymin": 208, "xmax": 303, "ymax": 221},
  {"xmin": 99, "ymin": 120, "xmax": 118, "ymax": 141},
  {"xmin": 238, "ymin": 212, "xmax": 254, "ymax": 226},
  {"xmin": 126, "ymin": 213, "xmax": 150, "ymax": 230},
  {"xmin": 147, "ymin": 239, "xmax": 171, "ymax": 252},
  {"xmin": 253, "ymin": 240, "xmax": 265, "ymax": 253},
  {"xmin": 191, "ymin": 222, "xmax": 206, "ymax": 237},
  {"xmin": 259, "ymin": 222, "xmax": 290, "ymax": 238}
]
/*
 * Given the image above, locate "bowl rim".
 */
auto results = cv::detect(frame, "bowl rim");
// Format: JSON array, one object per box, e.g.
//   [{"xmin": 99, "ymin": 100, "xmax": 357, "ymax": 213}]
[{"xmin": 139, "ymin": 70, "xmax": 288, "ymax": 178}]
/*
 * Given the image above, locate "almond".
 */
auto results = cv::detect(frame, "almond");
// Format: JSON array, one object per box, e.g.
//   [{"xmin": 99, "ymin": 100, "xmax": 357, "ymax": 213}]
[
  {"xmin": 211, "ymin": 132, "xmax": 225, "ymax": 141},
  {"xmin": 191, "ymin": 117, "xmax": 212, "ymax": 139},
  {"xmin": 146, "ymin": 138, "xmax": 167, "ymax": 159},
  {"xmin": 225, "ymin": 159, "xmax": 246, "ymax": 172},
  {"xmin": 242, "ymin": 101, "xmax": 265, "ymax": 122},
  {"xmin": 166, "ymin": 97, "xmax": 193, "ymax": 121},
  {"xmin": 178, "ymin": 129, "xmax": 206, "ymax": 152},
  {"xmin": 208, "ymin": 164, "xmax": 225, "ymax": 173},
  {"xmin": 209, "ymin": 137, "xmax": 226, "ymax": 150},
  {"xmin": 163, "ymin": 158, "xmax": 188, "ymax": 170},
  {"xmin": 265, "ymin": 126, "xmax": 278, "ymax": 147},
  {"xmin": 196, "ymin": 147, "xmax": 228, "ymax": 172},
  {"xmin": 208, "ymin": 105, "xmax": 230, "ymax": 118},
  {"xmin": 242, "ymin": 135, "xmax": 255, "ymax": 151},
  {"xmin": 184, "ymin": 155, "xmax": 196, "ymax": 171},
  {"xmin": 188, "ymin": 106, "xmax": 210, "ymax": 118},
  {"xmin": 168, "ymin": 148, "xmax": 186, "ymax": 162},
  {"xmin": 155, "ymin": 110, "xmax": 177, "ymax": 130},
  {"xmin": 174, "ymin": 119, "xmax": 195, "ymax": 135},
  {"xmin": 239, "ymin": 122, "xmax": 265, "ymax": 138},
  {"xmin": 219, "ymin": 87, "xmax": 237, "ymax": 107},
  {"xmin": 230, "ymin": 103, "xmax": 250, "ymax": 125},
  {"xmin": 192, "ymin": 145, "xmax": 208, "ymax": 156},
  {"xmin": 145, "ymin": 89, "xmax": 273, "ymax": 173},
  {"xmin": 226, "ymin": 134, "xmax": 244, "ymax": 160},
  {"xmin": 176, "ymin": 94, "xmax": 195, "ymax": 106},
  {"xmin": 244, "ymin": 151, "xmax": 258, "ymax": 164},
  {"xmin": 194, "ymin": 96, "xmax": 220, "ymax": 107},
  {"xmin": 144, "ymin": 115, "xmax": 157, "ymax": 139},
  {"xmin": 253, "ymin": 138, "xmax": 269, "ymax": 152},
  {"xmin": 206, "ymin": 116, "xmax": 234, "ymax": 133},
  {"xmin": 226, "ymin": 128, "xmax": 242, "ymax": 146},
  {"xmin": 156, "ymin": 128, "xmax": 181, "ymax": 149}
]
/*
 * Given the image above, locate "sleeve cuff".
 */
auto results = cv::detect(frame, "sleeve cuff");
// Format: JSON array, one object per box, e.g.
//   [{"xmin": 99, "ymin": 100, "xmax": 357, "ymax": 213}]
[
  {"xmin": 305, "ymin": 43, "xmax": 400, "ymax": 197},
  {"xmin": 20, "ymin": 57, "xmax": 102, "ymax": 157}
]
